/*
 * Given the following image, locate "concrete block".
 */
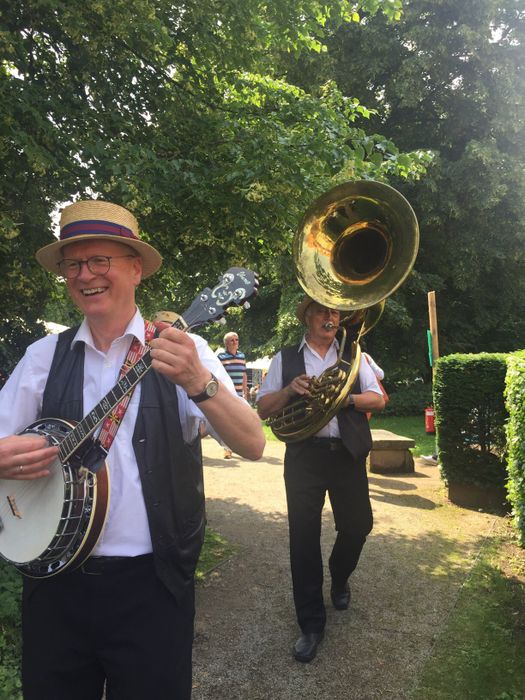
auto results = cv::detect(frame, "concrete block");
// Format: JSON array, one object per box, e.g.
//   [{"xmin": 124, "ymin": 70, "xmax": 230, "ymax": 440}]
[{"xmin": 368, "ymin": 429, "xmax": 416, "ymax": 474}]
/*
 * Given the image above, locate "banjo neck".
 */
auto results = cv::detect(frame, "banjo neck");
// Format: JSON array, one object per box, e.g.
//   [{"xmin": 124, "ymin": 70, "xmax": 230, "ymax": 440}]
[{"xmin": 58, "ymin": 317, "xmax": 186, "ymax": 464}]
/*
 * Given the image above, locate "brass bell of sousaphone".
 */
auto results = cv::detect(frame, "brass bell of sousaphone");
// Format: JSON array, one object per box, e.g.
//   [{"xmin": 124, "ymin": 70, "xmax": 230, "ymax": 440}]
[
  {"xmin": 294, "ymin": 179, "xmax": 419, "ymax": 311},
  {"xmin": 268, "ymin": 180, "xmax": 419, "ymax": 442}
]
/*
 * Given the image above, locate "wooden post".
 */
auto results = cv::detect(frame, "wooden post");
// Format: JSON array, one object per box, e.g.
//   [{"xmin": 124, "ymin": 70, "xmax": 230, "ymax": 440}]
[
  {"xmin": 427, "ymin": 291, "xmax": 440, "ymax": 459},
  {"xmin": 427, "ymin": 291, "xmax": 439, "ymax": 373}
]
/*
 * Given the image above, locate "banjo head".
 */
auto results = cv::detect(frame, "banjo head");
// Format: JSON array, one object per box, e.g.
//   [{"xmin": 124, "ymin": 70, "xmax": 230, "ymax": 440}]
[
  {"xmin": 0, "ymin": 418, "xmax": 108, "ymax": 575},
  {"xmin": 0, "ymin": 455, "xmax": 66, "ymax": 564}
]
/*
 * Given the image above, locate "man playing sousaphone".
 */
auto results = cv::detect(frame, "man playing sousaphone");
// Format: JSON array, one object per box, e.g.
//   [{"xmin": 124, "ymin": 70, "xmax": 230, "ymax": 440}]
[{"xmin": 257, "ymin": 294, "xmax": 385, "ymax": 663}]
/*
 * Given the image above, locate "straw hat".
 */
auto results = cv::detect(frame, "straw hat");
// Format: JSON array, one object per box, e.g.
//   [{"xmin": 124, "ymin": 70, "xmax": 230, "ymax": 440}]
[
  {"xmin": 36, "ymin": 200, "xmax": 162, "ymax": 279},
  {"xmin": 296, "ymin": 294, "xmax": 349, "ymax": 324},
  {"xmin": 296, "ymin": 295, "xmax": 315, "ymax": 324}
]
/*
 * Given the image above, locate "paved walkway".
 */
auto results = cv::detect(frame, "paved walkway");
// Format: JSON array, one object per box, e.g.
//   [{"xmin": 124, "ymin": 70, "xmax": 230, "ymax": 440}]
[{"xmin": 192, "ymin": 438, "xmax": 500, "ymax": 699}]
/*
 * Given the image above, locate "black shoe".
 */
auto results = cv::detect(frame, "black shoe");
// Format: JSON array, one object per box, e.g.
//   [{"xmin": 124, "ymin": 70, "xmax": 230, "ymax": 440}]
[
  {"xmin": 293, "ymin": 631, "xmax": 324, "ymax": 663},
  {"xmin": 330, "ymin": 582, "xmax": 351, "ymax": 610}
]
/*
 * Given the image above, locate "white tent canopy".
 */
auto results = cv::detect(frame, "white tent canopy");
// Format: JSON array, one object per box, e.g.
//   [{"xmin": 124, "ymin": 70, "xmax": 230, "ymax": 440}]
[{"xmin": 246, "ymin": 357, "xmax": 271, "ymax": 370}]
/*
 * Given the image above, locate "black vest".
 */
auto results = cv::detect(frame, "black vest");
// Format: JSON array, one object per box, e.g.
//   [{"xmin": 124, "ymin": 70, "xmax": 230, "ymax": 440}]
[
  {"xmin": 281, "ymin": 341, "xmax": 372, "ymax": 462},
  {"xmin": 40, "ymin": 328, "xmax": 205, "ymax": 602}
]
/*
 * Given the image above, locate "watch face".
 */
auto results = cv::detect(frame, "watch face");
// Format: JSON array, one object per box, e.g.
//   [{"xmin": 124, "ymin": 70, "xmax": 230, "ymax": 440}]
[{"xmin": 206, "ymin": 379, "xmax": 219, "ymax": 398}]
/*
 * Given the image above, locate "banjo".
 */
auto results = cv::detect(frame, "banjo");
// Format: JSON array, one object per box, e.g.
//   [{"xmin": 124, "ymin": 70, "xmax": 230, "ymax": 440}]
[{"xmin": 0, "ymin": 267, "xmax": 258, "ymax": 578}]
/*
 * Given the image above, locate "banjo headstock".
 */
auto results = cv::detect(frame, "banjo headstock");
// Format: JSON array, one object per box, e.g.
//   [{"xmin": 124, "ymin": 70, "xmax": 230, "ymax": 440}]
[{"xmin": 177, "ymin": 267, "xmax": 259, "ymax": 331}]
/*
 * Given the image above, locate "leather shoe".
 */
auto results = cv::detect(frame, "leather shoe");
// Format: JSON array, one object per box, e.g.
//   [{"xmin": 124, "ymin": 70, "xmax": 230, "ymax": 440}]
[
  {"xmin": 330, "ymin": 582, "xmax": 351, "ymax": 610},
  {"xmin": 293, "ymin": 631, "xmax": 324, "ymax": 662}
]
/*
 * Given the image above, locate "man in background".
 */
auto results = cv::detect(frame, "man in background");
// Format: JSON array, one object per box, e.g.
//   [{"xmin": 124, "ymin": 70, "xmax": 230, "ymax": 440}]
[{"xmin": 218, "ymin": 332, "xmax": 249, "ymax": 458}]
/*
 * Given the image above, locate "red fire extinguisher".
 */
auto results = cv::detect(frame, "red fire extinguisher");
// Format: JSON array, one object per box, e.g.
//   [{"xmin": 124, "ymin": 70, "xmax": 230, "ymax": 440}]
[{"xmin": 425, "ymin": 406, "xmax": 435, "ymax": 434}]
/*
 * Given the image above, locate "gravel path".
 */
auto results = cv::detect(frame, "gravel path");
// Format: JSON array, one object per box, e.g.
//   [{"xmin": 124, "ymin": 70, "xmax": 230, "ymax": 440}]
[{"xmin": 192, "ymin": 437, "xmax": 499, "ymax": 699}]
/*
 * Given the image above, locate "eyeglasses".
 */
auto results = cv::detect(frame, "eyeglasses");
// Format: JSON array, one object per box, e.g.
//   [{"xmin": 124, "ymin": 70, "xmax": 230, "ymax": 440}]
[{"xmin": 58, "ymin": 255, "xmax": 137, "ymax": 279}]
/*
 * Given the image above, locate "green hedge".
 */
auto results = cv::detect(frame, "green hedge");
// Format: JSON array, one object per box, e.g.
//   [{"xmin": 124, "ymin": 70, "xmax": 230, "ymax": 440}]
[
  {"xmin": 505, "ymin": 351, "xmax": 525, "ymax": 546},
  {"xmin": 434, "ymin": 353, "xmax": 508, "ymax": 488}
]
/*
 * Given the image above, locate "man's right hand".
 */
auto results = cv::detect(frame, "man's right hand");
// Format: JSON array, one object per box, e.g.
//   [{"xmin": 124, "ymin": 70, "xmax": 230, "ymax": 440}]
[
  {"xmin": 0, "ymin": 435, "xmax": 58, "ymax": 480},
  {"xmin": 286, "ymin": 374, "xmax": 312, "ymax": 397},
  {"xmin": 257, "ymin": 374, "xmax": 312, "ymax": 420}
]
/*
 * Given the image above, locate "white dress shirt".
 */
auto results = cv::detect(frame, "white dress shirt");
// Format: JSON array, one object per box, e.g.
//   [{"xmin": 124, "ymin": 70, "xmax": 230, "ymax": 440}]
[
  {"xmin": 362, "ymin": 352, "xmax": 385, "ymax": 381},
  {"xmin": 0, "ymin": 309, "xmax": 238, "ymax": 556},
  {"xmin": 257, "ymin": 336, "xmax": 381, "ymax": 438}
]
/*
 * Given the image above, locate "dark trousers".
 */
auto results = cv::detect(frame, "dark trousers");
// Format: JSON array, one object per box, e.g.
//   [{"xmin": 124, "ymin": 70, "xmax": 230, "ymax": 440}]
[
  {"xmin": 22, "ymin": 554, "xmax": 195, "ymax": 700},
  {"xmin": 284, "ymin": 441, "xmax": 373, "ymax": 633}
]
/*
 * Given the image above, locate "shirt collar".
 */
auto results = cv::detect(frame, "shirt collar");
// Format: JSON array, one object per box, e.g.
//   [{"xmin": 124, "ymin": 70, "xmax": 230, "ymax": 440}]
[
  {"xmin": 298, "ymin": 334, "xmax": 340, "ymax": 353},
  {"xmin": 71, "ymin": 308, "xmax": 145, "ymax": 350}
]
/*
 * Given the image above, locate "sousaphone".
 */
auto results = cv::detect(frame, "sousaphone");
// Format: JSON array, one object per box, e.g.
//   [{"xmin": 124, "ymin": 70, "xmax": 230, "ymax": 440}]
[{"xmin": 268, "ymin": 180, "xmax": 419, "ymax": 442}]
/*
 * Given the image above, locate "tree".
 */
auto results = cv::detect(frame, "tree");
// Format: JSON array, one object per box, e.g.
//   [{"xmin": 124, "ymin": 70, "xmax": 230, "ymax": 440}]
[
  {"xmin": 281, "ymin": 0, "xmax": 525, "ymax": 380},
  {"xmin": 0, "ymin": 0, "xmax": 427, "ymax": 371}
]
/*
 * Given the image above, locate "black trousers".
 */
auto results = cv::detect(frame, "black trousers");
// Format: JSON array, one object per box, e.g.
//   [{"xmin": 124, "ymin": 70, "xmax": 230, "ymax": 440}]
[
  {"xmin": 284, "ymin": 441, "xmax": 373, "ymax": 633},
  {"xmin": 22, "ymin": 554, "xmax": 195, "ymax": 700}
]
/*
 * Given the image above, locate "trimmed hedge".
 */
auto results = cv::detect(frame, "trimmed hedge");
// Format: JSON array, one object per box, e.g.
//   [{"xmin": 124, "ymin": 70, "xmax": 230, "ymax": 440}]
[
  {"xmin": 434, "ymin": 353, "xmax": 508, "ymax": 488},
  {"xmin": 505, "ymin": 351, "xmax": 525, "ymax": 546}
]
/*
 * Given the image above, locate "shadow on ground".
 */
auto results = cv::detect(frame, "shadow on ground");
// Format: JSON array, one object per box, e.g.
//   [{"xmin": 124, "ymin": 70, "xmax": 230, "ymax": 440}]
[{"xmin": 192, "ymin": 440, "xmax": 499, "ymax": 700}]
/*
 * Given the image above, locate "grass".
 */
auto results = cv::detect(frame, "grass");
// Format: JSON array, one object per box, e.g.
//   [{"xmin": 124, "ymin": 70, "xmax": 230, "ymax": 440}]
[
  {"xmin": 410, "ymin": 520, "xmax": 525, "ymax": 700},
  {"xmin": 196, "ymin": 502, "xmax": 525, "ymax": 700},
  {"xmin": 196, "ymin": 528, "xmax": 237, "ymax": 582},
  {"xmin": 371, "ymin": 414, "xmax": 437, "ymax": 457},
  {"xmin": 0, "ymin": 560, "xmax": 23, "ymax": 699},
  {"xmin": 263, "ymin": 414, "xmax": 437, "ymax": 458}
]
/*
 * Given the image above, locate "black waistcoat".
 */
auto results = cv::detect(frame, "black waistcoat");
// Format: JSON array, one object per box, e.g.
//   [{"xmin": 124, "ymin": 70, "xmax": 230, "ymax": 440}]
[
  {"xmin": 281, "ymin": 341, "xmax": 372, "ymax": 462},
  {"xmin": 40, "ymin": 328, "xmax": 205, "ymax": 602}
]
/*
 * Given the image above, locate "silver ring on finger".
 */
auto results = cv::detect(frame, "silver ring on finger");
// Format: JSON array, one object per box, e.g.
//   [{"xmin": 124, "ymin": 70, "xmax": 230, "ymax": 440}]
[{"xmin": 18, "ymin": 465, "xmax": 24, "ymax": 473}]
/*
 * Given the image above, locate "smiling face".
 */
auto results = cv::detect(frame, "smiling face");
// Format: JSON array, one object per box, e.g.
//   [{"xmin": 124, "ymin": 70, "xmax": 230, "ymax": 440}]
[{"xmin": 62, "ymin": 239, "xmax": 143, "ymax": 326}]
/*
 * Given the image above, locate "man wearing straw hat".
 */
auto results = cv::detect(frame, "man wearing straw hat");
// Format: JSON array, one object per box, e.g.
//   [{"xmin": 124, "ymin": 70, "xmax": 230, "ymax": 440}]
[
  {"xmin": 257, "ymin": 295, "xmax": 384, "ymax": 663},
  {"xmin": 0, "ymin": 199, "xmax": 265, "ymax": 699}
]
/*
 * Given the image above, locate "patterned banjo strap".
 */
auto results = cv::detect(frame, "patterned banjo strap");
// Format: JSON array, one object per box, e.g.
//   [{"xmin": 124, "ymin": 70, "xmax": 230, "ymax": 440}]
[{"xmin": 97, "ymin": 320, "xmax": 157, "ymax": 451}]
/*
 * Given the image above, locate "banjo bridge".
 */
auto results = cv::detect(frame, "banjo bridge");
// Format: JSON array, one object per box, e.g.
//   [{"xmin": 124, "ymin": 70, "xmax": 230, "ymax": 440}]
[{"xmin": 7, "ymin": 494, "xmax": 22, "ymax": 519}]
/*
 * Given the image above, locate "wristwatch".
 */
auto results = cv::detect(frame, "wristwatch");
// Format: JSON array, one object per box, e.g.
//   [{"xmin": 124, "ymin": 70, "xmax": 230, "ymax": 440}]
[{"xmin": 187, "ymin": 374, "xmax": 219, "ymax": 403}]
